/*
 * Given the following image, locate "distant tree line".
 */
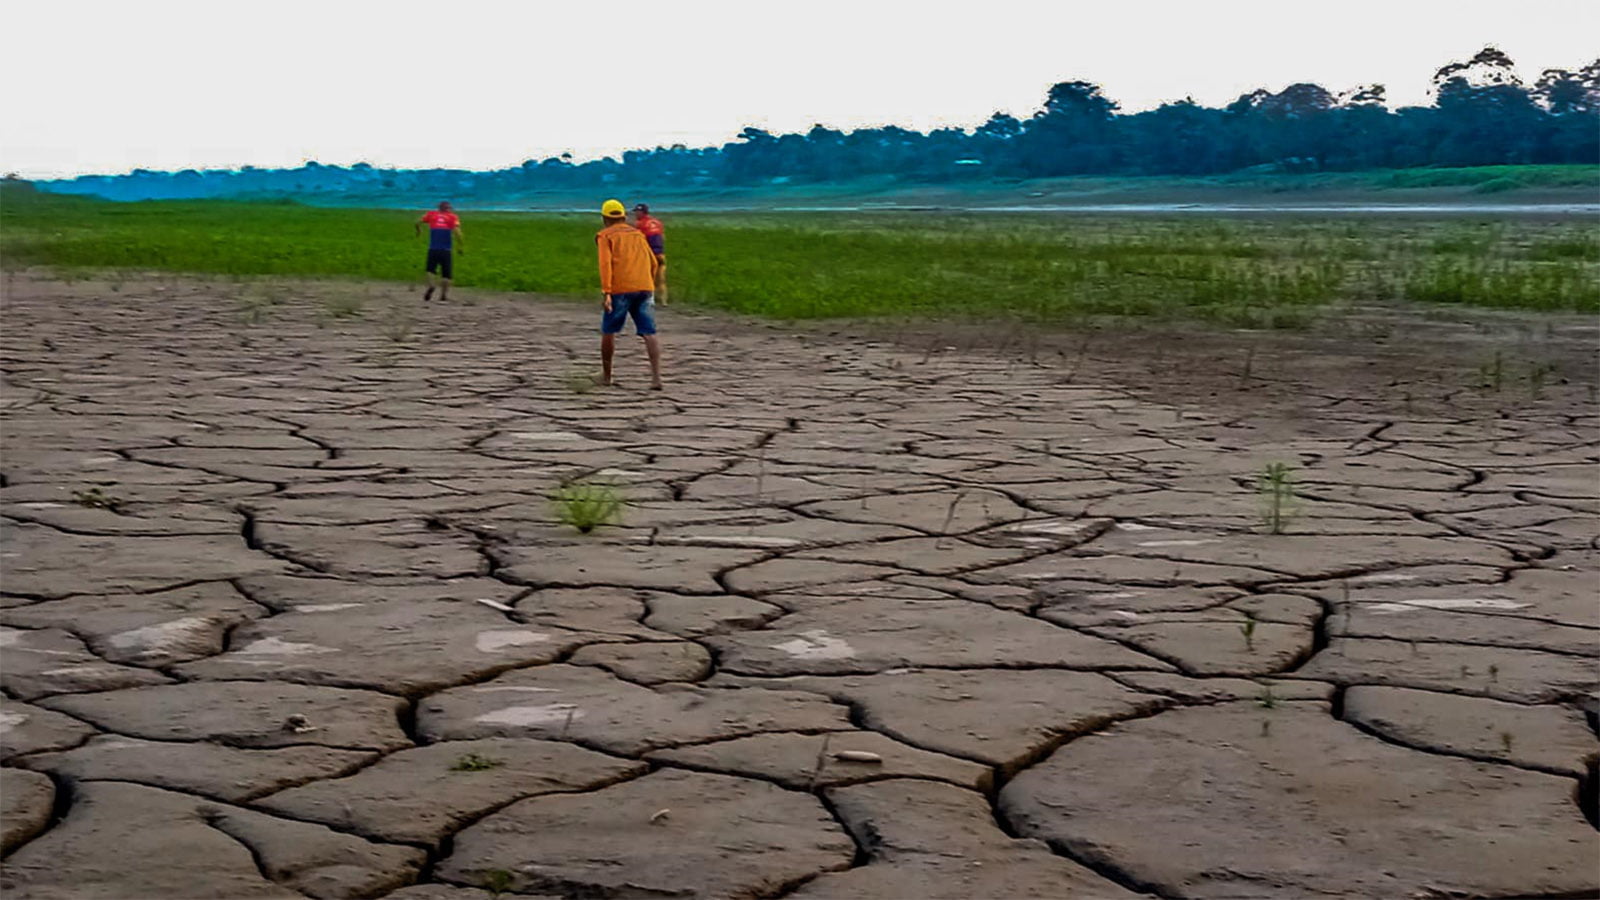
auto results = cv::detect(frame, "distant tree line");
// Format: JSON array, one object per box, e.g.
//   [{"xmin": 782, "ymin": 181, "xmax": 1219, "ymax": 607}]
[{"xmin": 42, "ymin": 47, "xmax": 1600, "ymax": 202}]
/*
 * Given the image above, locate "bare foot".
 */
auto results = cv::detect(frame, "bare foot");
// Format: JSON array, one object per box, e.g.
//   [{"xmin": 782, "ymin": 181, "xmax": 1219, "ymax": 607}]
[{"xmin": 650, "ymin": 381, "xmax": 664, "ymax": 391}]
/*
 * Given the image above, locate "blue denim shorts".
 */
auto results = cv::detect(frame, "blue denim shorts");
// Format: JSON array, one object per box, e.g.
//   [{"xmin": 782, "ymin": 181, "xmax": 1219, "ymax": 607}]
[{"xmin": 601, "ymin": 291, "xmax": 657, "ymax": 336}]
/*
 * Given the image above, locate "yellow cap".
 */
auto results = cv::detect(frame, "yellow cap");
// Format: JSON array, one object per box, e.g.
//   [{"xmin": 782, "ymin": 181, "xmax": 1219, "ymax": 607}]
[{"xmin": 601, "ymin": 199, "xmax": 626, "ymax": 217}]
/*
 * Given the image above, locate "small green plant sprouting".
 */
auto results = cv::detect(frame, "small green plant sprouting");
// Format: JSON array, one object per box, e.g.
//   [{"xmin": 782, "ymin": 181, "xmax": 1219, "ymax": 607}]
[
  {"xmin": 553, "ymin": 480, "xmax": 623, "ymax": 534},
  {"xmin": 1259, "ymin": 462, "xmax": 1296, "ymax": 535},
  {"xmin": 1487, "ymin": 663, "xmax": 1499, "ymax": 682},
  {"xmin": 380, "ymin": 301, "xmax": 415, "ymax": 343},
  {"xmin": 1478, "ymin": 350, "xmax": 1504, "ymax": 392},
  {"xmin": 1527, "ymin": 361, "xmax": 1556, "ymax": 398},
  {"xmin": 564, "ymin": 370, "xmax": 596, "ymax": 394},
  {"xmin": 1240, "ymin": 611, "xmax": 1258, "ymax": 652},
  {"xmin": 1260, "ymin": 719, "xmax": 1272, "ymax": 737},
  {"xmin": 481, "ymin": 869, "xmax": 514, "ymax": 897},
  {"xmin": 323, "ymin": 292, "xmax": 364, "ymax": 319},
  {"xmin": 72, "ymin": 486, "xmax": 124, "ymax": 513},
  {"xmin": 936, "ymin": 489, "xmax": 969, "ymax": 548},
  {"xmin": 1256, "ymin": 684, "xmax": 1279, "ymax": 709},
  {"xmin": 1499, "ymin": 731, "xmax": 1514, "ymax": 755},
  {"xmin": 451, "ymin": 753, "xmax": 502, "ymax": 772},
  {"xmin": 238, "ymin": 292, "xmax": 272, "ymax": 325}
]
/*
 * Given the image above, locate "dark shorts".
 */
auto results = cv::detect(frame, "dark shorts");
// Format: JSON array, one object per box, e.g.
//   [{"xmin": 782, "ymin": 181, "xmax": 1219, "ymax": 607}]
[
  {"xmin": 425, "ymin": 248, "xmax": 453, "ymax": 279},
  {"xmin": 602, "ymin": 291, "xmax": 657, "ymax": 336}
]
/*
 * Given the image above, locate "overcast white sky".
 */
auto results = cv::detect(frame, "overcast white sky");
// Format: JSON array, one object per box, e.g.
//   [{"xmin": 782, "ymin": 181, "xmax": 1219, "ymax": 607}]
[{"xmin": 4, "ymin": 0, "xmax": 1596, "ymax": 178}]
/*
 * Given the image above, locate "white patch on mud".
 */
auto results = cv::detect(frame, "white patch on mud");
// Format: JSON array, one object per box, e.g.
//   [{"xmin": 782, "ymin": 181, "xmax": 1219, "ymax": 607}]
[
  {"xmin": 1116, "ymin": 522, "xmax": 1159, "ymax": 531},
  {"xmin": 1351, "ymin": 572, "xmax": 1417, "ymax": 584},
  {"xmin": 1364, "ymin": 598, "xmax": 1529, "ymax": 614},
  {"xmin": 474, "ymin": 703, "xmax": 584, "ymax": 727},
  {"xmin": 105, "ymin": 617, "xmax": 214, "ymax": 651},
  {"xmin": 595, "ymin": 468, "xmax": 644, "ymax": 477},
  {"xmin": 0, "ymin": 630, "xmax": 24, "ymax": 647},
  {"xmin": 510, "ymin": 431, "xmax": 583, "ymax": 441},
  {"xmin": 1014, "ymin": 521, "xmax": 1092, "ymax": 536},
  {"xmin": 0, "ymin": 709, "xmax": 26, "ymax": 733},
  {"xmin": 475, "ymin": 630, "xmax": 553, "ymax": 653},
  {"xmin": 236, "ymin": 636, "xmax": 339, "ymax": 655},
  {"xmin": 1110, "ymin": 610, "xmax": 1140, "ymax": 620},
  {"xmin": 295, "ymin": 603, "xmax": 363, "ymax": 613},
  {"xmin": 1137, "ymin": 539, "xmax": 1218, "ymax": 548},
  {"xmin": 40, "ymin": 665, "xmax": 114, "ymax": 677},
  {"xmin": 473, "ymin": 686, "xmax": 561, "ymax": 693},
  {"xmin": 772, "ymin": 629, "xmax": 855, "ymax": 660},
  {"xmin": 662, "ymin": 535, "xmax": 802, "ymax": 549},
  {"xmin": 17, "ymin": 502, "xmax": 64, "ymax": 509},
  {"xmin": 1088, "ymin": 591, "xmax": 1140, "ymax": 601}
]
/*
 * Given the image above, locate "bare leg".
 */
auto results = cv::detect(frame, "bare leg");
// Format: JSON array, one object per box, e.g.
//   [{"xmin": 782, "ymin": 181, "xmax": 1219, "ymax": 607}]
[
  {"xmin": 423, "ymin": 272, "xmax": 437, "ymax": 300},
  {"xmin": 601, "ymin": 333, "xmax": 617, "ymax": 385},
  {"xmin": 643, "ymin": 335, "xmax": 663, "ymax": 389},
  {"xmin": 439, "ymin": 277, "xmax": 451, "ymax": 302}
]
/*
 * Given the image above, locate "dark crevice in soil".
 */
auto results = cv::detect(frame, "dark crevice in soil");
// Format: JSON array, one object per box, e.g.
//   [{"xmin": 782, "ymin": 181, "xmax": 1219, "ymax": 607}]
[
  {"xmin": 1579, "ymin": 758, "xmax": 1599, "ymax": 830},
  {"xmin": 988, "ymin": 799, "xmax": 1170, "ymax": 898}
]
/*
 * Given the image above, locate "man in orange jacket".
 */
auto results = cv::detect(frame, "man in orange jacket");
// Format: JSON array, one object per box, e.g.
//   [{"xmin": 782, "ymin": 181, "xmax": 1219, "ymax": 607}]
[{"xmin": 596, "ymin": 198, "xmax": 664, "ymax": 390}]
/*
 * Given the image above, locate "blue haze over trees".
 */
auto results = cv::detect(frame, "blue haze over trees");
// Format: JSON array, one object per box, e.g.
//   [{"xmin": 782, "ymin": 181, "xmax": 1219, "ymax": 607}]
[{"xmin": 36, "ymin": 48, "xmax": 1600, "ymax": 202}]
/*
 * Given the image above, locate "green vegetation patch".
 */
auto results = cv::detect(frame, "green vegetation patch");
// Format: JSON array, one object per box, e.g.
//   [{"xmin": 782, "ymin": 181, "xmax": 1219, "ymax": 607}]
[{"xmin": 3, "ymin": 187, "xmax": 1595, "ymax": 325}]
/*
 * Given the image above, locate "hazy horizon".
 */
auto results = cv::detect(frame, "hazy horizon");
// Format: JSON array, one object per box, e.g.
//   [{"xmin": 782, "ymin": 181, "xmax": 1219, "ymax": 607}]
[{"xmin": 7, "ymin": 0, "xmax": 1597, "ymax": 179}]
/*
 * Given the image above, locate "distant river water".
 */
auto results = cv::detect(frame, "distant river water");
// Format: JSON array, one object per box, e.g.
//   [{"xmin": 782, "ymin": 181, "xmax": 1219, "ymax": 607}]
[{"xmin": 760, "ymin": 203, "xmax": 1600, "ymax": 215}]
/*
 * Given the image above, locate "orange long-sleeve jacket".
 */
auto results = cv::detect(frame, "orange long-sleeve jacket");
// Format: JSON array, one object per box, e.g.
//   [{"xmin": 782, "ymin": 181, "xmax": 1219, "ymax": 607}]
[{"xmin": 596, "ymin": 223, "xmax": 661, "ymax": 295}]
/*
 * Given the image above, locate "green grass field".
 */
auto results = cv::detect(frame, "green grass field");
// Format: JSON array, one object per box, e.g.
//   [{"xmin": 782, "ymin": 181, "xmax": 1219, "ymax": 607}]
[{"xmin": 3, "ymin": 185, "xmax": 1596, "ymax": 327}]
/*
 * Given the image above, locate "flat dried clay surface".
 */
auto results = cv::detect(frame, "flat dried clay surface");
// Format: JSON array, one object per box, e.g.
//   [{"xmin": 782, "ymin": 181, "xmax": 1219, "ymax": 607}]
[{"xmin": 2, "ymin": 271, "xmax": 1596, "ymax": 899}]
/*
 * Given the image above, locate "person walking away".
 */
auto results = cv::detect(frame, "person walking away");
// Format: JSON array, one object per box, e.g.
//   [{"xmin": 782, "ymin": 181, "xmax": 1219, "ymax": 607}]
[
  {"xmin": 631, "ymin": 202, "xmax": 668, "ymax": 304},
  {"xmin": 596, "ymin": 198, "xmax": 663, "ymax": 389},
  {"xmin": 415, "ymin": 201, "xmax": 464, "ymax": 301}
]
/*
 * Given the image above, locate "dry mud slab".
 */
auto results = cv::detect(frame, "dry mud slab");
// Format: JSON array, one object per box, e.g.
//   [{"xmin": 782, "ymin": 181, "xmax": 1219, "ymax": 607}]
[{"xmin": 1, "ymin": 271, "xmax": 1596, "ymax": 899}]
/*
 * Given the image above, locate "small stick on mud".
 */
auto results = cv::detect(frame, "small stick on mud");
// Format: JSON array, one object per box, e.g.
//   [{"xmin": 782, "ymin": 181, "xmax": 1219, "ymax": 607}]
[{"xmin": 809, "ymin": 733, "xmax": 833, "ymax": 791}]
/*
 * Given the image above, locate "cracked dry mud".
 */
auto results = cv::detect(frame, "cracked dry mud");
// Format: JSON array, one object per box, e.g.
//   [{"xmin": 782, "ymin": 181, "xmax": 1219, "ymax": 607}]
[{"xmin": 0, "ymin": 271, "xmax": 1596, "ymax": 899}]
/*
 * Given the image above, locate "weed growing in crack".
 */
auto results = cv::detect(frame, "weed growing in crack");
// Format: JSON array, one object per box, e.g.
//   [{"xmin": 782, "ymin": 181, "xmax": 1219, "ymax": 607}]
[
  {"xmin": 1527, "ymin": 361, "xmax": 1556, "ymax": 398},
  {"xmin": 481, "ymin": 869, "xmax": 514, "ymax": 897},
  {"xmin": 1478, "ymin": 351, "xmax": 1505, "ymax": 392},
  {"xmin": 565, "ymin": 370, "xmax": 597, "ymax": 394},
  {"xmin": 1256, "ymin": 684, "xmax": 1279, "ymax": 709},
  {"xmin": 1499, "ymin": 731, "xmax": 1515, "ymax": 755},
  {"xmin": 553, "ymin": 480, "xmax": 623, "ymax": 534},
  {"xmin": 323, "ymin": 292, "xmax": 364, "ymax": 320},
  {"xmin": 238, "ymin": 290, "xmax": 273, "ymax": 325},
  {"xmin": 380, "ymin": 299, "xmax": 416, "ymax": 343},
  {"xmin": 1258, "ymin": 462, "xmax": 1296, "ymax": 535},
  {"xmin": 1240, "ymin": 611, "xmax": 1258, "ymax": 652},
  {"xmin": 72, "ymin": 486, "xmax": 124, "ymax": 513},
  {"xmin": 936, "ymin": 490, "xmax": 970, "ymax": 548},
  {"xmin": 755, "ymin": 446, "xmax": 768, "ymax": 506},
  {"xmin": 451, "ymin": 753, "xmax": 502, "ymax": 772},
  {"xmin": 1488, "ymin": 663, "xmax": 1499, "ymax": 682}
]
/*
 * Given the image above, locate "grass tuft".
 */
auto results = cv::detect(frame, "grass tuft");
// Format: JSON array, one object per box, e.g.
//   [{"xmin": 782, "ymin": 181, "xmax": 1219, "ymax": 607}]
[{"xmin": 553, "ymin": 480, "xmax": 623, "ymax": 534}]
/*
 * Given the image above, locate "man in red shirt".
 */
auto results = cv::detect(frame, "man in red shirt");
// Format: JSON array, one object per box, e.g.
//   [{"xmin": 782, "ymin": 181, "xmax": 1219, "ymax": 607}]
[
  {"xmin": 630, "ymin": 202, "xmax": 668, "ymax": 305},
  {"xmin": 414, "ymin": 201, "xmax": 464, "ymax": 301}
]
